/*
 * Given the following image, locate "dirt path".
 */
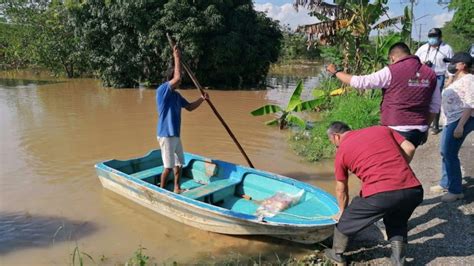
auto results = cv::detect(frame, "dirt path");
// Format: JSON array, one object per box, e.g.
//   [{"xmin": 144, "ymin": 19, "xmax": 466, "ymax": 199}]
[{"xmin": 339, "ymin": 133, "xmax": 474, "ymax": 265}]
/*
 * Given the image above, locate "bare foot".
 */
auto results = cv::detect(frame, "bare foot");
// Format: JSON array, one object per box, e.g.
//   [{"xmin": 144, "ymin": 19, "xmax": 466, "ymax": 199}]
[
  {"xmin": 174, "ymin": 188, "xmax": 187, "ymax": 194},
  {"xmin": 160, "ymin": 181, "xmax": 166, "ymax": 189}
]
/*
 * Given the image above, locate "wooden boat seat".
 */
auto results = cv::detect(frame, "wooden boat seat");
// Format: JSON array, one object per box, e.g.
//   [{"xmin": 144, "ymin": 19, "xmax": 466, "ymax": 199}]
[
  {"xmin": 131, "ymin": 159, "xmax": 218, "ymax": 182},
  {"xmin": 131, "ymin": 166, "xmax": 164, "ymax": 180},
  {"xmin": 181, "ymin": 178, "xmax": 240, "ymax": 200},
  {"xmin": 131, "ymin": 167, "xmax": 204, "ymax": 190}
]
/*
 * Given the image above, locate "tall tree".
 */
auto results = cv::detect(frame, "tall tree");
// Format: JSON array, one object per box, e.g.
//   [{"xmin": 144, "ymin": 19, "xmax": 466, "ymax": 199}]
[
  {"xmin": 3, "ymin": 0, "xmax": 89, "ymax": 77},
  {"xmin": 72, "ymin": 0, "xmax": 282, "ymax": 88},
  {"xmin": 442, "ymin": 0, "xmax": 473, "ymax": 52}
]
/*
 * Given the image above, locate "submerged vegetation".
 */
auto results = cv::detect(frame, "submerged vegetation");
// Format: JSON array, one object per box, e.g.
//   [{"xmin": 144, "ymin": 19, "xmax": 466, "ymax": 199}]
[{"xmin": 251, "ymin": 80, "xmax": 324, "ymax": 130}]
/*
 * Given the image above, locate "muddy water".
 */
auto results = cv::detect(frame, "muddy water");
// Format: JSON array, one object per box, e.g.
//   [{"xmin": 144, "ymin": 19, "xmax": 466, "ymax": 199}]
[{"xmin": 0, "ymin": 68, "xmax": 355, "ymax": 264}]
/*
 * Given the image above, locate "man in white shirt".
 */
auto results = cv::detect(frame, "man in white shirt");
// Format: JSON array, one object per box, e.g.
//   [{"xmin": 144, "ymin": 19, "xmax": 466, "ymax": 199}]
[{"xmin": 415, "ymin": 28, "xmax": 454, "ymax": 135}]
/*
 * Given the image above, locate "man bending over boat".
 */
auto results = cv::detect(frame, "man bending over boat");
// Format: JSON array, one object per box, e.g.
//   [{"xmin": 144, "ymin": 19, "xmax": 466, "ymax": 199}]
[
  {"xmin": 324, "ymin": 122, "xmax": 423, "ymax": 266},
  {"xmin": 157, "ymin": 45, "xmax": 208, "ymax": 193}
]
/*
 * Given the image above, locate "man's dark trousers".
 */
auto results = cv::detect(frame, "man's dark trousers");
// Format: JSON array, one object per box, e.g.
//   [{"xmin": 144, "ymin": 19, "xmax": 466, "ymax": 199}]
[
  {"xmin": 396, "ymin": 129, "xmax": 428, "ymax": 148},
  {"xmin": 337, "ymin": 186, "xmax": 423, "ymax": 242}
]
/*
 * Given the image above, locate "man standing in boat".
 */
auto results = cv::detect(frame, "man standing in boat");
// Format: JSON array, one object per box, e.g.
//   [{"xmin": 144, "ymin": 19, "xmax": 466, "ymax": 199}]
[
  {"xmin": 157, "ymin": 45, "xmax": 208, "ymax": 193},
  {"xmin": 324, "ymin": 121, "xmax": 423, "ymax": 266}
]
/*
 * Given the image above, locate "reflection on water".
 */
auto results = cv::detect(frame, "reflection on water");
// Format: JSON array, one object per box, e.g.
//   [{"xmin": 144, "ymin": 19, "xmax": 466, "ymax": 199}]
[
  {"xmin": 0, "ymin": 212, "xmax": 97, "ymax": 255},
  {"xmin": 0, "ymin": 65, "xmax": 350, "ymax": 264}
]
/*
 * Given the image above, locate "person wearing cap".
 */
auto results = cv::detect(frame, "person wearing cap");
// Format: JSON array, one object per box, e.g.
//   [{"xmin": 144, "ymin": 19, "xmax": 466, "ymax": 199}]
[
  {"xmin": 327, "ymin": 42, "xmax": 438, "ymax": 161},
  {"xmin": 415, "ymin": 28, "xmax": 454, "ymax": 135},
  {"xmin": 430, "ymin": 52, "xmax": 474, "ymax": 202}
]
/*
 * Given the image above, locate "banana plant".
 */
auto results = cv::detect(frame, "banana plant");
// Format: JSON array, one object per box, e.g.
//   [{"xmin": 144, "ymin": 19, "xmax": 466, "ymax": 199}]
[
  {"xmin": 360, "ymin": 33, "xmax": 402, "ymax": 73},
  {"xmin": 251, "ymin": 80, "xmax": 324, "ymax": 130}
]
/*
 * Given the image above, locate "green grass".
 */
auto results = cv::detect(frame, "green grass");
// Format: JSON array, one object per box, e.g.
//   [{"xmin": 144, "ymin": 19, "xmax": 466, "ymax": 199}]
[
  {"xmin": 291, "ymin": 91, "xmax": 381, "ymax": 161},
  {"xmin": 69, "ymin": 244, "xmax": 333, "ymax": 265}
]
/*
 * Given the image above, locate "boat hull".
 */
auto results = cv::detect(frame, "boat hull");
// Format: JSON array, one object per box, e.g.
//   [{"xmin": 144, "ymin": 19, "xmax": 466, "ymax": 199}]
[{"xmin": 97, "ymin": 169, "xmax": 334, "ymax": 244}]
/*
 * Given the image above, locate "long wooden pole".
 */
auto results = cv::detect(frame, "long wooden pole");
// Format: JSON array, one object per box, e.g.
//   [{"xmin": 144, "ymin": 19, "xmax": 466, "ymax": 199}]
[{"xmin": 166, "ymin": 33, "xmax": 255, "ymax": 168}]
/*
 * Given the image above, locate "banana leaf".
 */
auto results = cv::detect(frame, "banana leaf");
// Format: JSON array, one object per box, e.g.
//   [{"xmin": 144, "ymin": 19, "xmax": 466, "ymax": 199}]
[
  {"xmin": 378, "ymin": 34, "xmax": 401, "ymax": 55},
  {"xmin": 292, "ymin": 98, "xmax": 324, "ymax": 112},
  {"xmin": 265, "ymin": 118, "xmax": 280, "ymax": 126},
  {"xmin": 251, "ymin": 105, "xmax": 283, "ymax": 116},
  {"xmin": 312, "ymin": 89, "xmax": 326, "ymax": 98},
  {"xmin": 286, "ymin": 80, "xmax": 304, "ymax": 112},
  {"xmin": 286, "ymin": 114, "xmax": 307, "ymax": 129}
]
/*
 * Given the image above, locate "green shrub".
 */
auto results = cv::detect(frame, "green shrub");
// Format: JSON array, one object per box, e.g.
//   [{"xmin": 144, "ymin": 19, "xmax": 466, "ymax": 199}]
[
  {"xmin": 126, "ymin": 246, "xmax": 150, "ymax": 266},
  {"xmin": 291, "ymin": 91, "xmax": 381, "ymax": 161}
]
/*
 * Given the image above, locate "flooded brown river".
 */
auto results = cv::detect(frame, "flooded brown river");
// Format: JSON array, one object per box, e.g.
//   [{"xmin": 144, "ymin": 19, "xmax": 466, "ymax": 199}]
[{"xmin": 0, "ymin": 67, "xmax": 358, "ymax": 264}]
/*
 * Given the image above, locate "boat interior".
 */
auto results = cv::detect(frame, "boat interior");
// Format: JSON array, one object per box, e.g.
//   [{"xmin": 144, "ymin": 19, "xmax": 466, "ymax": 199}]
[{"xmin": 103, "ymin": 150, "xmax": 336, "ymax": 222}]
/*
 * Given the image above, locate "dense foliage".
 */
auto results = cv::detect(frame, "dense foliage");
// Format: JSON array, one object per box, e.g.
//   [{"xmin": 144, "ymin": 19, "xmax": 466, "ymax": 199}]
[
  {"xmin": 279, "ymin": 27, "xmax": 320, "ymax": 61},
  {"xmin": 442, "ymin": 0, "xmax": 473, "ymax": 52},
  {"xmin": 1, "ymin": 1, "xmax": 89, "ymax": 77},
  {"xmin": 294, "ymin": 0, "xmax": 411, "ymax": 74},
  {"xmin": 1, "ymin": 0, "xmax": 282, "ymax": 88}
]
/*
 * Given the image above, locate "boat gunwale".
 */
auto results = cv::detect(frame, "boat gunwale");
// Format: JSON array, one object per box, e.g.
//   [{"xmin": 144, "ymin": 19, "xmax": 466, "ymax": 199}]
[{"xmin": 95, "ymin": 149, "xmax": 338, "ymax": 227}]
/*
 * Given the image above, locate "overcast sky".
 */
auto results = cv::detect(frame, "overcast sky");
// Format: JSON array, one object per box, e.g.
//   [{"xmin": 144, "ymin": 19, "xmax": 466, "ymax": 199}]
[{"xmin": 254, "ymin": 0, "xmax": 454, "ymax": 41}]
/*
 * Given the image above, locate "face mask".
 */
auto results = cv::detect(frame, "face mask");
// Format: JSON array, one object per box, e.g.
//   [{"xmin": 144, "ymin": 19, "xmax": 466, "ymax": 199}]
[
  {"xmin": 447, "ymin": 63, "xmax": 457, "ymax": 75},
  {"xmin": 428, "ymin": 37, "xmax": 439, "ymax": 46}
]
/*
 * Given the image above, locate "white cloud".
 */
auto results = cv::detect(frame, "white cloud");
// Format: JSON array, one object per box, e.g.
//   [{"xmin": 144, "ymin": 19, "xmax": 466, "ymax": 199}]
[
  {"xmin": 432, "ymin": 12, "xmax": 454, "ymax": 28},
  {"xmin": 254, "ymin": 3, "xmax": 319, "ymax": 30}
]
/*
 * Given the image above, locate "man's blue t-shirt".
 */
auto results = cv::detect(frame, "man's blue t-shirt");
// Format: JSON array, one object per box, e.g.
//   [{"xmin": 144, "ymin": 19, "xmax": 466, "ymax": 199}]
[{"xmin": 156, "ymin": 82, "xmax": 190, "ymax": 137}]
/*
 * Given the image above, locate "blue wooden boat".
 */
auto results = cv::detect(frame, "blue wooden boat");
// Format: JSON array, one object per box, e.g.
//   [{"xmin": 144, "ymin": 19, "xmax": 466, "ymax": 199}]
[{"xmin": 95, "ymin": 150, "xmax": 339, "ymax": 243}]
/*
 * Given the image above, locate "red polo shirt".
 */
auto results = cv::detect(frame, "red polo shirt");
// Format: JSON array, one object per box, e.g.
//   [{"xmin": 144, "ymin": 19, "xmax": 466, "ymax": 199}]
[{"xmin": 334, "ymin": 126, "xmax": 421, "ymax": 197}]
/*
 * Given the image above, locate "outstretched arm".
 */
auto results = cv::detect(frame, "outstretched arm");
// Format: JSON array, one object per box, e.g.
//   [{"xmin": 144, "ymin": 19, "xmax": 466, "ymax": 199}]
[
  {"xmin": 185, "ymin": 93, "xmax": 209, "ymax": 112},
  {"xmin": 169, "ymin": 45, "xmax": 181, "ymax": 89},
  {"xmin": 327, "ymin": 64, "xmax": 352, "ymax": 85},
  {"xmin": 327, "ymin": 63, "xmax": 391, "ymax": 89}
]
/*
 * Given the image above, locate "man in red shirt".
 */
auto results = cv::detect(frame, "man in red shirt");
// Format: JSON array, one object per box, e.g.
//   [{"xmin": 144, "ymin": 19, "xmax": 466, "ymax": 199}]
[{"xmin": 324, "ymin": 122, "xmax": 424, "ymax": 266}]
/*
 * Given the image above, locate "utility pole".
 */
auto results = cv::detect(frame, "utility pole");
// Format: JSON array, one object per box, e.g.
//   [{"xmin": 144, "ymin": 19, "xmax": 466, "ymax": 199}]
[
  {"xmin": 416, "ymin": 23, "xmax": 426, "ymax": 50},
  {"xmin": 409, "ymin": 0, "xmax": 415, "ymax": 49},
  {"xmin": 400, "ymin": 0, "xmax": 418, "ymax": 50}
]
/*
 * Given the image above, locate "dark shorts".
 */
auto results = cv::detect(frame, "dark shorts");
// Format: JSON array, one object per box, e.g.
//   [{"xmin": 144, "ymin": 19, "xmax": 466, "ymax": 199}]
[
  {"xmin": 395, "ymin": 129, "xmax": 428, "ymax": 148},
  {"xmin": 337, "ymin": 186, "xmax": 423, "ymax": 242}
]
